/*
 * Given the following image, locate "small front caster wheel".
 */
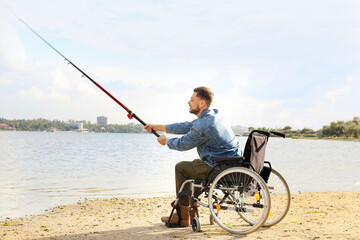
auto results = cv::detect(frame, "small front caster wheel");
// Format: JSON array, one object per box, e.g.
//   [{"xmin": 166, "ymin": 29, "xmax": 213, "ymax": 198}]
[{"xmin": 192, "ymin": 217, "xmax": 201, "ymax": 232}]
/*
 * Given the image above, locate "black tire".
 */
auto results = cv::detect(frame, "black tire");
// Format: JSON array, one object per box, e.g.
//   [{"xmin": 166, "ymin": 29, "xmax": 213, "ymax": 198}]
[{"xmin": 263, "ymin": 168, "xmax": 291, "ymax": 227}]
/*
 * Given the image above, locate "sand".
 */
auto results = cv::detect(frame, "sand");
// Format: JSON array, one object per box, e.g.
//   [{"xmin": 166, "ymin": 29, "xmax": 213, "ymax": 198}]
[{"xmin": 1, "ymin": 191, "xmax": 359, "ymax": 240}]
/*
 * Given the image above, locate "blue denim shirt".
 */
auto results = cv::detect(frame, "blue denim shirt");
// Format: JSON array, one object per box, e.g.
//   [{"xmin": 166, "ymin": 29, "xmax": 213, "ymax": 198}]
[{"xmin": 165, "ymin": 108, "xmax": 240, "ymax": 167}]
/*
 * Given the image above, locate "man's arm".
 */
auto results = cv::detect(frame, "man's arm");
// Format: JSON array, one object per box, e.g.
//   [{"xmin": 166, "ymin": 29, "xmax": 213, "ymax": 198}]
[
  {"xmin": 165, "ymin": 121, "xmax": 193, "ymax": 134},
  {"xmin": 144, "ymin": 121, "xmax": 194, "ymax": 135},
  {"xmin": 167, "ymin": 126, "xmax": 205, "ymax": 151},
  {"xmin": 144, "ymin": 122, "xmax": 197, "ymax": 147}
]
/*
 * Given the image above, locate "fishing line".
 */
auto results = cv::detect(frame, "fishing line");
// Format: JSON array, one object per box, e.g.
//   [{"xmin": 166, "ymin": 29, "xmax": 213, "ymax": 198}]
[{"xmin": 1, "ymin": 0, "xmax": 159, "ymax": 137}]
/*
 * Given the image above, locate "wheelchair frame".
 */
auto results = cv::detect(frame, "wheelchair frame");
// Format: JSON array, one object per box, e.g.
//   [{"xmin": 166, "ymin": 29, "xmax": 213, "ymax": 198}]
[{"xmin": 165, "ymin": 129, "xmax": 290, "ymax": 234}]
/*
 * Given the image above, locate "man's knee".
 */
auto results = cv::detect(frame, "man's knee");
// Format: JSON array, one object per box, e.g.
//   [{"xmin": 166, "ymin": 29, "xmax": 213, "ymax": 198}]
[{"xmin": 175, "ymin": 161, "xmax": 188, "ymax": 174}]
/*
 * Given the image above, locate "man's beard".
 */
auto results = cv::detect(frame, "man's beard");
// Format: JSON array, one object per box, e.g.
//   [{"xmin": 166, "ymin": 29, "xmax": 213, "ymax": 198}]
[{"xmin": 189, "ymin": 105, "xmax": 200, "ymax": 115}]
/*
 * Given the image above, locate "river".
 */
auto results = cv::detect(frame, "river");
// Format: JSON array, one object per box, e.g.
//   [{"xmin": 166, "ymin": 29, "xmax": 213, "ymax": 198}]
[{"xmin": 0, "ymin": 131, "xmax": 359, "ymax": 220}]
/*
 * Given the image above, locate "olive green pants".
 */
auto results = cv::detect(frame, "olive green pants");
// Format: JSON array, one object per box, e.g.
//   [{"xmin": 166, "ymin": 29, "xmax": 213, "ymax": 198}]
[{"xmin": 175, "ymin": 159, "xmax": 212, "ymax": 206}]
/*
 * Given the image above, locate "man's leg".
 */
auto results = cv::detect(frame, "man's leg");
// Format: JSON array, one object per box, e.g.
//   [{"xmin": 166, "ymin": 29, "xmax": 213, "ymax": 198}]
[
  {"xmin": 161, "ymin": 159, "xmax": 212, "ymax": 226},
  {"xmin": 175, "ymin": 159, "xmax": 212, "ymax": 206}
]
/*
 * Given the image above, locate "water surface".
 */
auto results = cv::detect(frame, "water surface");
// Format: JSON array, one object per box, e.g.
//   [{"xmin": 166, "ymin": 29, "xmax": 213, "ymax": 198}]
[{"xmin": 0, "ymin": 131, "xmax": 359, "ymax": 220}]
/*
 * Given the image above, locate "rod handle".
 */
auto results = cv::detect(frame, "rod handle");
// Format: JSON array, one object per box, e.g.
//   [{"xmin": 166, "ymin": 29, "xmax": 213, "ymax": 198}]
[{"xmin": 131, "ymin": 113, "xmax": 160, "ymax": 137}]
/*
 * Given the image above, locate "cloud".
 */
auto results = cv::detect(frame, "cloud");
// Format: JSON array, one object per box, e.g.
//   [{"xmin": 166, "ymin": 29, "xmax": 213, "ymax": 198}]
[
  {"xmin": 18, "ymin": 86, "xmax": 45, "ymax": 99},
  {"xmin": 346, "ymin": 76, "xmax": 360, "ymax": 83},
  {"xmin": 324, "ymin": 87, "xmax": 348, "ymax": 104},
  {"xmin": 91, "ymin": 65, "xmax": 171, "ymax": 90},
  {"xmin": 18, "ymin": 86, "xmax": 71, "ymax": 102},
  {"xmin": 50, "ymin": 68, "xmax": 72, "ymax": 90},
  {"xmin": 0, "ymin": 77, "xmax": 11, "ymax": 85},
  {"xmin": 0, "ymin": 21, "xmax": 27, "ymax": 71}
]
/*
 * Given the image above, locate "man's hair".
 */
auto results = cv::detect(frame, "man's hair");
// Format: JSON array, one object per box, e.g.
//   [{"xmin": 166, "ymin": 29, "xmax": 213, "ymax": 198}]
[{"xmin": 194, "ymin": 86, "xmax": 214, "ymax": 106}]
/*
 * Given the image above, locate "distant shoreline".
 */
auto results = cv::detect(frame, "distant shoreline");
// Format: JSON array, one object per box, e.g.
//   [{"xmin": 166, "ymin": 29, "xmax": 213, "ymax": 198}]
[{"xmin": 291, "ymin": 136, "xmax": 360, "ymax": 142}]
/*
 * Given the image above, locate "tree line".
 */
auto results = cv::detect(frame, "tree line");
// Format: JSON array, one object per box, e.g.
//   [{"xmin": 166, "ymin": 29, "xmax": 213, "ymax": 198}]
[
  {"xmin": 1, "ymin": 116, "xmax": 360, "ymax": 138},
  {"xmin": 0, "ymin": 118, "xmax": 77, "ymax": 131},
  {"xmin": 83, "ymin": 123, "xmax": 143, "ymax": 133},
  {"xmin": 319, "ymin": 116, "xmax": 360, "ymax": 138},
  {"xmin": 0, "ymin": 118, "xmax": 143, "ymax": 133},
  {"xmin": 249, "ymin": 116, "xmax": 360, "ymax": 139}
]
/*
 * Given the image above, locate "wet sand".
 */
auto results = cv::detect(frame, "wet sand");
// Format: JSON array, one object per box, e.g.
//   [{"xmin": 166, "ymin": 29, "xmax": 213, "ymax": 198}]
[{"xmin": 1, "ymin": 191, "xmax": 359, "ymax": 240}]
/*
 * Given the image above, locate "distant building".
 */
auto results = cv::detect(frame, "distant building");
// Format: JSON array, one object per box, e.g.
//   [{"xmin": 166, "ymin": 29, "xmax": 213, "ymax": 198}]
[
  {"xmin": 47, "ymin": 127, "xmax": 58, "ymax": 132},
  {"xmin": 79, "ymin": 120, "xmax": 91, "ymax": 124},
  {"xmin": 0, "ymin": 123, "xmax": 14, "ymax": 130},
  {"xmin": 65, "ymin": 121, "xmax": 84, "ymax": 131},
  {"xmin": 79, "ymin": 123, "xmax": 83, "ymax": 131},
  {"xmin": 97, "ymin": 116, "xmax": 107, "ymax": 125}
]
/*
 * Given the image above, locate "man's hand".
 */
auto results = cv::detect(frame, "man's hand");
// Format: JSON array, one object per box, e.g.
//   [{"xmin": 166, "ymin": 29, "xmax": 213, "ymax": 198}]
[
  {"xmin": 157, "ymin": 134, "xmax": 167, "ymax": 145},
  {"xmin": 144, "ymin": 124, "xmax": 166, "ymax": 134},
  {"xmin": 144, "ymin": 124, "xmax": 155, "ymax": 134}
]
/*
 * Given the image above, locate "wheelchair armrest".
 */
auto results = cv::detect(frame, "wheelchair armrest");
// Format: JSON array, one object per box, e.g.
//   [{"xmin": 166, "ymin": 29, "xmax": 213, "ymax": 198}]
[
  {"xmin": 203, "ymin": 157, "xmax": 247, "ymax": 186},
  {"xmin": 210, "ymin": 156, "xmax": 244, "ymax": 163}
]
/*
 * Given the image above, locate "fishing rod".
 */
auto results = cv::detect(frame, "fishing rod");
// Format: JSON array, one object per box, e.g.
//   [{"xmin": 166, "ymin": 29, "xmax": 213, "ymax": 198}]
[{"xmin": 1, "ymin": 0, "xmax": 160, "ymax": 137}]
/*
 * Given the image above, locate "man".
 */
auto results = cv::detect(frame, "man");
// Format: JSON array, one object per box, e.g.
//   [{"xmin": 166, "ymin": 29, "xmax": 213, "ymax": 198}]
[{"xmin": 144, "ymin": 86, "xmax": 240, "ymax": 227}]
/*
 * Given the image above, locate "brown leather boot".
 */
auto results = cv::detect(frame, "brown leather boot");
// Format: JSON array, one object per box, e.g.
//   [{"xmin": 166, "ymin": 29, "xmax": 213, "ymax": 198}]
[
  {"xmin": 161, "ymin": 203, "xmax": 190, "ymax": 227},
  {"xmin": 161, "ymin": 213, "xmax": 179, "ymax": 224},
  {"xmin": 178, "ymin": 204, "xmax": 190, "ymax": 227},
  {"xmin": 161, "ymin": 201, "xmax": 178, "ymax": 223}
]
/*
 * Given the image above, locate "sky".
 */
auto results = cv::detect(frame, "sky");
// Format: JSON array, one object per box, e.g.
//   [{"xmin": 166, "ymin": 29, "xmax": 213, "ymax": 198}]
[{"xmin": 0, "ymin": 0, "xmax": 359, "ymax": 130}]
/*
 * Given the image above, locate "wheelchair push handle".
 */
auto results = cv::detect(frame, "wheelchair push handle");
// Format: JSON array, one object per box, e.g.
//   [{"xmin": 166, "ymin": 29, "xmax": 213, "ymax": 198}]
[
  {"xmin": 250, "ymin": 129, "xmax": 286, "ymax": 138},
  {"xmin": 270, "ymin": 131, "xmax": 286, "ymax": 138},
  {"xmin": 250, "ymin": 129, "xmax": 271, "ymax": 137}
]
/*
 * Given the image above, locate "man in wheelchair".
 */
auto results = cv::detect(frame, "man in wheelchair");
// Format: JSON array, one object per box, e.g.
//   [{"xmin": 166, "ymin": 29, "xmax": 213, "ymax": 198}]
[{"xmin": 144, "ymin": 86, "xmax": 240, "ymax": 227}]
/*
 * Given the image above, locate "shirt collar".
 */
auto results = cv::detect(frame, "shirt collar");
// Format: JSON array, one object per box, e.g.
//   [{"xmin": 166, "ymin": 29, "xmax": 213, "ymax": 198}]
[{"xmin": 199, "ymin": 108, "xmax": 211, "ymax": 119}]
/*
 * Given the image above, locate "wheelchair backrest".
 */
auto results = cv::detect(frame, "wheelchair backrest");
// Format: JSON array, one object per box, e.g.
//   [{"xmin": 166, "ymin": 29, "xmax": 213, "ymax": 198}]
[{"xmin": 243, "ymin": 131, "xmax": 270, "ymax": 174}]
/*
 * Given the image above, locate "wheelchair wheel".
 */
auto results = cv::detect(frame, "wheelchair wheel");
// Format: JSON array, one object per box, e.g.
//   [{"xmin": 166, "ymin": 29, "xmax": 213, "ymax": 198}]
[
  {"xmin": 264, "ymin": 168, "xmax": 290, "ymax": 227},
  {"xmin": 208, "ymin": 167, "xmax": 270, "ymax": 234},
  {"xmin": 192, "ymin": 217, "xmax": 201, "ymax": 232},
  {"xmin": 209, "ymin": 213, "xmax": 215, "ymax": 225},
  {"xmin": 209, "ymin": 211, "xmax": 218, "ymax": 225}
]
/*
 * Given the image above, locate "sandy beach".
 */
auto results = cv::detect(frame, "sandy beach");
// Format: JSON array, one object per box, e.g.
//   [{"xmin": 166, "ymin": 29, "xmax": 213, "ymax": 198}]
[{"xmin": 1, "ymin": 191, "xmax": 359, "ymax": 240}]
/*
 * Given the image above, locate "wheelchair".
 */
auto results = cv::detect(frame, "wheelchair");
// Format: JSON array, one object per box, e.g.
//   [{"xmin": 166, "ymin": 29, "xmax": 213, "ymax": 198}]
[{"xmin": 165, "ymin": 130, "xmax": 290, "ymax": 234}]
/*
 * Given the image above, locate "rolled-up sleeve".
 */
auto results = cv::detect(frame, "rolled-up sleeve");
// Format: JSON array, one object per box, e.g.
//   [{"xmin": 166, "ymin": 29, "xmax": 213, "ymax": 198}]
[{"xmin": 167, "ymin": 126, "xmax": 205, "ymax": 151}]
